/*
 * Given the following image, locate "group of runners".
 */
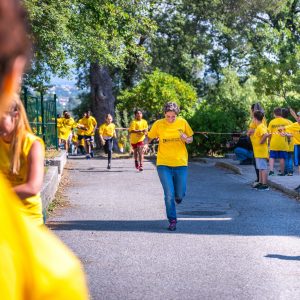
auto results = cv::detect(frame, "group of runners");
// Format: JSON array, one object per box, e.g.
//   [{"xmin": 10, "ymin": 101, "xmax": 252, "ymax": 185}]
[{"xmin": 55, "ymin": 103, "xmax": 194, "ymax": 231}]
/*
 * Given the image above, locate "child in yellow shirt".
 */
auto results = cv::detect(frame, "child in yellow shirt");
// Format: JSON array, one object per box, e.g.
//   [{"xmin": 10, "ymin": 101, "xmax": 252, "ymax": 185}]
[
  {"xmin": 267, "ymin": 107, "xmax": 291, "ymax": 176},
  {"xmin": 0, "ymin": 96, "xmax": 44, "ymax": 225},
  {"xmin": 252, "ymin": 111, "xmax": 270, "ymax": 190}
]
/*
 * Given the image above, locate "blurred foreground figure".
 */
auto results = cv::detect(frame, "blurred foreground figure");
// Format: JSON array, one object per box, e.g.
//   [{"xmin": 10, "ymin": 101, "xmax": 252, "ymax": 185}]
[{"xmin": 0, "ymin": 0, "xmax": 88, "ymax": 298}]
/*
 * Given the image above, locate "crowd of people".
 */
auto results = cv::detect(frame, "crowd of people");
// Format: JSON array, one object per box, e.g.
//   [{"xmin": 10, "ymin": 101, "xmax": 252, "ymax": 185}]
[
  {"xmin": 55, "ymin": 104, "xmax": 194, "ymax": 231},
  {"xmin": 245, "ymin": 104, "xmax": 300, "ymax": 191}
]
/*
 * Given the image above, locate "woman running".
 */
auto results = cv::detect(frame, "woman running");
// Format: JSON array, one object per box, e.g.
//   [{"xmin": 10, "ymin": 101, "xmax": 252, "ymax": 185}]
[
  {"xmin": 146, "ymin": 102, "xmax": 194, "ymax": 231},
  {"xmin": 0, "ymin": 96, "xmax": 44, "ymax": 226},
  {"xmin": 99, "ymin": 114, "xmax": 116, "ymax": 169}
]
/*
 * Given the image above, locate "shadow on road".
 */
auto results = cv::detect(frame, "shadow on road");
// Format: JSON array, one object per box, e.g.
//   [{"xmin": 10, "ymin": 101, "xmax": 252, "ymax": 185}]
[
  {"xmin": 265, "ymin": 254, "xmax": 300, "ymax": 261},
  {"xmin": 47, "ymin": 219, "xmax": 300, "ymax": 237}
]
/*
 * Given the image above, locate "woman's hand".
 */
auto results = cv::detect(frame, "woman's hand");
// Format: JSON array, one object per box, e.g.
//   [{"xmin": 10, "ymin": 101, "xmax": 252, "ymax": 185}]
[{"xmin": 180, "ymin": 132, "xmax": 193, "ymax": 144}]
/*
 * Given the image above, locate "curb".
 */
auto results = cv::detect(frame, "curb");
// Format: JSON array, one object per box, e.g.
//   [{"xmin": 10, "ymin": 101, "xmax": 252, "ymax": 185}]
[
  {"xmin": 215, "ymin": 160, "xmax": 299, "ymax": 200},
  {"xmin": 42, "ymin": 151, "xmax": 67, "ymax": 214},
  {"xmin": 215, "ymin": 161, "xmax": 242, "ymax": 175},
  {"xmin": 267, "ymin": 180, "xmax": 299, "ymax": 199}
]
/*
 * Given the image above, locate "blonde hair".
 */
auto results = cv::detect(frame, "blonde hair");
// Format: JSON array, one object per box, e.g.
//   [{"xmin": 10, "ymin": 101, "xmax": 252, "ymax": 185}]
[{"xmin": 7, "ymin": 95, "xmax": 32, "ymax": 174}]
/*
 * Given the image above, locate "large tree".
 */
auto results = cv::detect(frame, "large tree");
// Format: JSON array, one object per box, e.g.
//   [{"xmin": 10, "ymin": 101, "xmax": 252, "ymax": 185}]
[{"xmin": 68, "ymin": 1, "xmax": 156, "ymax": 124}]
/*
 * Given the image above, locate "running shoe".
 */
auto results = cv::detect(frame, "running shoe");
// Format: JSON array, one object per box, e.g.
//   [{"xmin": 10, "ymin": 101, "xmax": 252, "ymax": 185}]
[
  {"xmin": 255, "ymin": 184, "xmax": 269, "ymax": 191},
  {"xmin": 168, "ymin": 220, "xmax": 177, "ymax": 231},
  {"xmin": 86, "ymin": 154, "xmax": 91, "ymax": 160},
  {"xmin": 107, "ymin": 163, "xmax": 111, "ymax": 169},
  {"xmin": 135, "ymin": 160, "xmax": 139, "ymax": 169},
  {"xmin": 252, "ymin": 182, "xmax": 262, "ymax": 189},
  {"xmin": 268, "ymin": 171, "xmax": 275, "ymax": 176},
  {"xmin": 175, "ymin": 198, "xmax": 182, "ymax": 204},
  {"xmin": 287, "ymin": 172, "xmax": 293, "ymax": 176},
  {"xmin": 139, "ymin": 165, "xmax": 143, "ymax": 172},
  {"xmin": 251, "ymin": 181, "xmax": 260, "ymax": 188}
]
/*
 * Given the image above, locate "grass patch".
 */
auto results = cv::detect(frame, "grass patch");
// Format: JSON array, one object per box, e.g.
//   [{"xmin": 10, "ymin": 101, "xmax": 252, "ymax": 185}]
[
  {"xmin": 45, "ymin": 149, "xmax": 61, "ymax": 159},
  {"xmin": 46, "ymin": 168, "xmax": 71, "ymax": 218}
]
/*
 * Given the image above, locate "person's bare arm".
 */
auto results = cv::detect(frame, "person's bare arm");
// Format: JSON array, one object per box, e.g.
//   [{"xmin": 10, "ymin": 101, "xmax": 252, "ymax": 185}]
[
  {"xmin": 260, "ymin": 133, "xmax": 270, "ymax": 144},
  {"xmin": 289, "ymin": 108, "xmax": 298, "ymax": 121},
  {"xmin": 13, "ymin": 140, "xmax": 44, "ymax": 199}
]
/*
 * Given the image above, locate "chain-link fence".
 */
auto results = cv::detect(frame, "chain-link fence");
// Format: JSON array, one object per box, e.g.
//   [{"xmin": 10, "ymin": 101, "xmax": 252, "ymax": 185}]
[{"xmin": 22, "ymin": 88, "xmax": 58, "ymax": 149}]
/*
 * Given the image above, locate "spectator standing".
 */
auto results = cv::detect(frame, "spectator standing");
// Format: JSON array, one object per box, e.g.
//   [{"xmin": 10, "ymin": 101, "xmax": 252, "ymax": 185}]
[
  {"xmin": 268, "ymin": 107, "xmax": 290, "ymax": 176},
  {"xmin": 252, "ymin": 111, "xmax": 270, "ymax": 190},
  {"xmin": 248, "ymin": 103, "xmax": 267, "ymax": 187},
  {"xmin": 282, "ymin": 108, "xmax": 294, "ymax": 175}
]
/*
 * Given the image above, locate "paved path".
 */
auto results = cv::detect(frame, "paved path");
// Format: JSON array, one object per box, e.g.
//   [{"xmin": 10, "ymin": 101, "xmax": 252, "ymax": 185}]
[{"xmin": 47, "ymin": 157, "xmax": 300, "ymax": 300}]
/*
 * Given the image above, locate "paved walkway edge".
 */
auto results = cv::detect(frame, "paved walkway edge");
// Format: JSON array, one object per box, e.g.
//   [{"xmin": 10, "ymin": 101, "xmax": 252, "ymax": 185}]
[
  {"xmin": 42, "ymin": 151, "xmax": 67, "ymax": 215},
  {"xmin": 215, "ymin": 160, "xmax": 300, "ymax": 199}
]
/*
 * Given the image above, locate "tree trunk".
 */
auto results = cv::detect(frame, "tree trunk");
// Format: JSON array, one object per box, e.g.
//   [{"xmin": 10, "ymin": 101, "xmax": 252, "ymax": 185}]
[{"xmin": 90, "ymin": 63, "xmax": 115, "ymax": 125}]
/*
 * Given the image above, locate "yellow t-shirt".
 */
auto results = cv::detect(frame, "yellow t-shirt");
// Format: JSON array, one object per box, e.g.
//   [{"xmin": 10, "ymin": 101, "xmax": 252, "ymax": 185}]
[
  {"xmin": 99, "ymin": 122, "xmax": 116, "ymax": 138},
  {"xmin": 148, "ymin": 117, "xmax": 194, "ymax": 167},
  {"xmin": 284, "ymin": 119, "xmax": 294, "ymax": 151},
  {"xmin": 251, "ymin": 123, "xmax": 269, "ymax": 158},
  {"xmin": 59, "ymin": 117, "xmax": 76, "ymax": 141},
  {"xmin": 0, "ymin": 174, "xmax": 88, "ymax": 299},
  {"xmin": 285, "ymin": 122, "xmax": 300, "ymax": 145},
  {"xmin": 248, "ymin": 117, "xmax": 267, "ymax": 144},
  {"xmin": 90, "ymin": 116, "xmax": 97, "ymax": 136},
  {"xmin": 57, "ymin": 117, "xmax": 65, "ymax": 139},
  {"xmin": 129, "ymin": 119, "xmax": 148, "ymax": 144},
  {"xmin": 79, "ymin": 117, "xmax": 95, "ymax": 136},
  {"xmin": 76, "ymin": 118, "xmax": 85, "ymax": 136},
  {"xmin": 0, "ymin": 133, "xmax": 44, "ymax": 226},
  {"xmin": 268, "ymin": 117, "xmax": 291, "ymax": 151}
]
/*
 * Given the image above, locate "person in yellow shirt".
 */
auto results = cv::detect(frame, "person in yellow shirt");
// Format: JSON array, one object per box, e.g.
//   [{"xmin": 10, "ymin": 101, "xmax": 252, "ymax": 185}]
[
  {"xmin": 0, "ymin": 96, "xmax": 45, "ymax": 226},
  {"xmin": 56, "ymin": 113, "xmax": 64, "ymax": 147},
  {"xmin": 251, "ymin": 111, "xmax": 271, "ymax": 190},
  {"xmin": 247, "ymin": 102, "xmax": 267, "ymax": 187},
  {"xmin": 79, "ymin": 110, "xmax": 97, "ymax": 159},
  {"xmin": 0, "ymin": 0, "xmax": 88, "ymax": 298},
  {"xmin": 76, "ymin": 112, "xmax": 87, "ymax": 155},
  {"xmin": 129, "ymin": 109, "xmax": 148, "ymax": 171},
  {"xmin": 145, "ymin": 102, "xmax": 193, "ymax": 231},
  {"xmin": 280, "ymin": 111, "xmax": 300, "ymax": 175},
  {"xmin": 88, "ymin": 110, "xmax": 97, "ymax": 156},
  {"xmin": 59, "ymin": 111, "xmax": 76, "ymax": 155},
  {"xmin": 268, "ymin": 107, "xmax": 291, "ymax": 176},
  {"xmin": 282, "ymin": 108, "xmax": 294, "ymax": 176},
  {"xmin": 99, "ymin": 114, "xmax": 116, "ymax": 169}
]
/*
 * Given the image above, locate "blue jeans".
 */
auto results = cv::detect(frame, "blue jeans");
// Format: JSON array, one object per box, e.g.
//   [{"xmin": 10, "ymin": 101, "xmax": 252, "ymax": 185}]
[
  {"xmin": 157, "ymin": 166, "xmax": 188, "ymax": 222},
  {"xmin": 285, "ymin": 152, "xmax": 293, "ymax": 173},
  {"xmin": 234, "ymin": 147, "xmax": 253, "ymax": 161}
]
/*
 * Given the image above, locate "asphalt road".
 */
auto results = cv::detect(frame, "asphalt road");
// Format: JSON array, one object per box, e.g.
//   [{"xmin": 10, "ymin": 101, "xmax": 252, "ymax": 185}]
[{"xmin": 48, "ymin": 157, "xmax": 300, "ymax": 300}]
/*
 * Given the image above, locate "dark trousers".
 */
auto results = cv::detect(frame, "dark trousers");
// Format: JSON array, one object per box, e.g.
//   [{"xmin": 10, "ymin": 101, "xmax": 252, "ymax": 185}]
[{"xmin": 104, "ymin": 139, "xmax": 113, "ymax": 163}]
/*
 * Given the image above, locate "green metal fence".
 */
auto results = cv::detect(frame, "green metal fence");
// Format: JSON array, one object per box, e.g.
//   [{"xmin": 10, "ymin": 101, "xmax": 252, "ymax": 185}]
[{"xmin": 22, "ymin": 88, "xmax": 58, "ymax": 149}]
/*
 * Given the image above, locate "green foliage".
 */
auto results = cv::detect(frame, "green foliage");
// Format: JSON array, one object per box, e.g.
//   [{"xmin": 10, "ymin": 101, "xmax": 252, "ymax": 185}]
[
  {"xmin": 188, "ymin": 69, "xmax": 260, "ymax": 155},
  {"xmin": 72, "ymin": 92, "xmax": 91, "ymax": 119},
  {"xmin": 23, "ymin": 0, "xmax": 73, "ymax": 88},
  {"xmin": 117, "ymin": 69, "xmax": 198, "ymax": 119}
]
